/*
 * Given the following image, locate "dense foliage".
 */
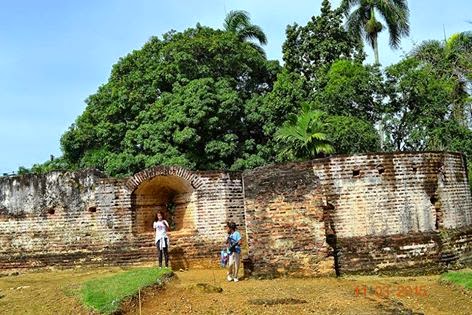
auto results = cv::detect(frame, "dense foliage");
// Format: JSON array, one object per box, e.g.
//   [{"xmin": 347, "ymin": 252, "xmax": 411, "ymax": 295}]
[
  {"xmin": 275, "ymin": 105, "xmax": 334, "ymax": 160},
  {"xmin": 60, "ymin": 27, "xmax": 281, "ymax": 175},
  {"xmin": 283, "ymin": 0, "xmax": 364, "ymax": 87},
  {"xmin": 20, "ymin": 1, "xmax": 471, "ymax": 189}
]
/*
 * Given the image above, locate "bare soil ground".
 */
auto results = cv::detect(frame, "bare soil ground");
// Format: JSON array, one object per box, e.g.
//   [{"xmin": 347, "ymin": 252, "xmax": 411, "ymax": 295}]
[
  {"xmin": 0, "ymin": 266, "xmax": 471, "ymax": 315},
  {"xmin": 0, "ymin": 266, "xmax": 127, "ymax": 314},
  {"xmin": 126, "ymin": 269, "xmax": 472, "ymax": 315}
]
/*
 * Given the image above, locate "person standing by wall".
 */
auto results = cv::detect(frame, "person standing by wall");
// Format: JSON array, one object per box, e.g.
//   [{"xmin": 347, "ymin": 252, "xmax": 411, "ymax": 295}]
[
  {"xmin": 226, "ymin": 222, "xmax": 241, "ymax": 282},
  {"xmin": 153, "ymin": 211, "xmax": 170, "ymax": 268}
]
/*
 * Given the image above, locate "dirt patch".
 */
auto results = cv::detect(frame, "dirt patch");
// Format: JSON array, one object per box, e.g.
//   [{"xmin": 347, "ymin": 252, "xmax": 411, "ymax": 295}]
[
  {"xmin": 119, "ymin": 272, "xmax": 176, "ymax": 314},
  {"xmin": 188, "ymin": 283, "xmax": 224, "ymax": 293},
  {"xmin": 1, "ymin": 267, "xmax": 471, "ymax": 314},
  {"xmin": 123, "ymin": 269, "xmax": 472, "ymax": 315},
  {"xmin": 249, "ymin": 298, "xmax": 307, "ymax": 305}
]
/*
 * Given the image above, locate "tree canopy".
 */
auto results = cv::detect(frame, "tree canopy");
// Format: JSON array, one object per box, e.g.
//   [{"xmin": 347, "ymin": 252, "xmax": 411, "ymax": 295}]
[
  {"xmin": 283, "ymin": 0, "xmax": 364, "ymax": 86},
  {"xmin": 19, "ymin": 2, "xmax": 472, "ymax": 190},
  {"xmin": 60, "ymin": 26, "xmax": 280, "ymax": 176}
]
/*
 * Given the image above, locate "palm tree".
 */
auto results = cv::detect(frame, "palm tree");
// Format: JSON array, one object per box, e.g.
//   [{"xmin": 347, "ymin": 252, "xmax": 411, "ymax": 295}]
[
  {"xmin": 341, "ymin": 0, "xmax": 410, "ymax": 64},
  {"xmin": 223, "ymin": 10, "xmax": 267, "ymax": 56},
  {"xmin": 276, "ymin": 106, "xmax": 334, "ymax": 160}
]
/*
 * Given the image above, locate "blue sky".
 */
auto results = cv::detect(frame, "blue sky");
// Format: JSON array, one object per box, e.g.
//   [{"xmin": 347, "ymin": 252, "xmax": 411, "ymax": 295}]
[{"xmin": 0, "ymin": 0, "xmax": 470, "ymax": 174}]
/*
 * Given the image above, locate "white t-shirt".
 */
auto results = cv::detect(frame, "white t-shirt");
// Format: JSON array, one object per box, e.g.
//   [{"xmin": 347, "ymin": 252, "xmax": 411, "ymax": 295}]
[{"xmin": 153, "ymin": 220, "xmax": 169, "ymax": 243}]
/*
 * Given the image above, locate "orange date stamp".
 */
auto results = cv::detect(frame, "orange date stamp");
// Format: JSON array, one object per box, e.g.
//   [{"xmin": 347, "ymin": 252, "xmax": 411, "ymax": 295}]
[{"xmin": 354, "ymin": 285, "xmax": 428, "ymax": 298}]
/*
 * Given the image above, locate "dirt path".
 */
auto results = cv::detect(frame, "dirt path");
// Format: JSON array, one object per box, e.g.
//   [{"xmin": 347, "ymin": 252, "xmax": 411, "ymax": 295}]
[{"xmin": 126, "ymin": 269, "xmax": 472, "ymax": 315}]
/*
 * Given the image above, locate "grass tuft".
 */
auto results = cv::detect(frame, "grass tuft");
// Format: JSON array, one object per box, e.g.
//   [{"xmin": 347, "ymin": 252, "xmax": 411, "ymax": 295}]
[
  {"xmin": 441, "ymin": 271, "xmax": 472, "ymax": 290},
  {"xmin": 81, "ymin": 267, "xmax": 172, "ymax": 314}
]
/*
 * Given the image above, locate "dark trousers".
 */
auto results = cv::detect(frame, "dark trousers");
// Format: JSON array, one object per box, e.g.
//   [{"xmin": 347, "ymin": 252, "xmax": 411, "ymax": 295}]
[{"xmin": 157, "ymin": 239, "xmax": 169, "ymax": 267}]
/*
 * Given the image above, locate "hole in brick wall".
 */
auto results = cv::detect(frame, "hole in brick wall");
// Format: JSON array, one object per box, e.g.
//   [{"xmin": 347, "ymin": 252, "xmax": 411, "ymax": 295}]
[
  {"xmin": 352, "ymin": 169, "xmax": 360, "ymax": 177},
  {"xmin": 88, "ymin": 206, "xmax": 97, "ymax": 213},
  {"xmin": 377, "ymin": 165, "xmax": 385, "ymax": 174},
  {"xmin": 47, "ymin": 208, "xmax": 55, "ymax": 215},
  {"xmin": 412, "ymin": 166, "xmax": 417, "ymax": 173}
]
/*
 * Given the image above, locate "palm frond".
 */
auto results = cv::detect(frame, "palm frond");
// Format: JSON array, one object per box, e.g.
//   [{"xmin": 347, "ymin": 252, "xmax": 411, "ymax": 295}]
[
  {"xmin": 238, "ymin": 25, "xmax": 268, "ymax": 45},
  {"xmin": 276, "ymin": 109, "xmax": 333, "ymax": 159},
  {"xmin": 376, "ymin": 0, "xmax": 410, "ymax": 49},
  {"xmin": 345, "ymin": 7, "xmax": 367, "ymax": 43},
  {"xmin": 247, "ymin": 42, "xmax": 266, "ymax": 57},
  {"xmin": 340, "ymin": 0, "xmax": 363, "ymax": 15},
  {"xmin": 223, "ymin": 10, "xmax": 267, "ymax": 55},
  {"xmin": 315, "ymin": 142, "xmax": 335, "ymax": 155},
  {"xmin": 223, "ymin": 10, "xmax": 250, "ymax": 33}
]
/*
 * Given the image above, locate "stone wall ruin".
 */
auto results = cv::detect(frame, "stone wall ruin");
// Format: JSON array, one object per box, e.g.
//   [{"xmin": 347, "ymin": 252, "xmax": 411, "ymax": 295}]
[{"xmin": 0, "ymin": 152, "xmax": 471, "ymax": 276}]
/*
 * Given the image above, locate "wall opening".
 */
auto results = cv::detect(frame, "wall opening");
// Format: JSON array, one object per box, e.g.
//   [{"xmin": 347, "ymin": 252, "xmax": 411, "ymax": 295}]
[
  {"xmin": 88, "ymin": 206, "xmax": 97, "ymax": 213},
  {"xmin": 377, "ymin": 165, "xmax": 385, "ymax": 175},
  {"xmin": 131, "ymin": 175, "xmax": 196, "ymax": 235}
]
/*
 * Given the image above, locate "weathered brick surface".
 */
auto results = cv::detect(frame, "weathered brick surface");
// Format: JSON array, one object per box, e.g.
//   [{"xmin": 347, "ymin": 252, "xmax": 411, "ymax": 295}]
[
  {"xmin": 314, "ymin": 152, "xmax": 472, "ymax": 238},
  {"xmin": 243, "ymin": 152, "xmax": 472, "ymax": 276},
  {"xmin": 243, "ymin": 161, "xmax": 334, "ymax": 277},
  {"xmin": 0, "ymin": 167, "xmax": 244, "ymax": 270},
  {"xmin": 0, "ymin": 152, "xmax": 471, "ymax": 276}
]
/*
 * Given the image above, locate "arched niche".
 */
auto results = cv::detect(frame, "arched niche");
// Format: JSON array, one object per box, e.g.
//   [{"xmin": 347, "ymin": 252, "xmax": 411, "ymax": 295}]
[{"xmin": 131, "ymin": 175, "xmax": 196, "ymax": 235}]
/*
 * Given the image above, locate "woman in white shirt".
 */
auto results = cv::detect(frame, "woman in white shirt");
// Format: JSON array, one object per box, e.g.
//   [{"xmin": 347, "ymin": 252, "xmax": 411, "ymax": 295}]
[{"xmin": 153, "ymin": 211, "xmax": 170, "ymax": 268}]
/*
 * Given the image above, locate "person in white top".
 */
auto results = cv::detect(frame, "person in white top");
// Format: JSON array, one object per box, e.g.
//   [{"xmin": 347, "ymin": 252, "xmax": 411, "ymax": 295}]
[{"xmin": 153, "ymin": 211, "xmax": 170, "ymax": 268}]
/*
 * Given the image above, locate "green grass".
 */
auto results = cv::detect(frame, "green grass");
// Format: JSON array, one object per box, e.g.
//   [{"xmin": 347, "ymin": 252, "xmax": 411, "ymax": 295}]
[
  {"xmin": 441, "ymin": 271, "xmax": 472, "ymax": 290},
  {"xmin": 81, "ymin": 267, "xmax": 172, "ymax": 314}
]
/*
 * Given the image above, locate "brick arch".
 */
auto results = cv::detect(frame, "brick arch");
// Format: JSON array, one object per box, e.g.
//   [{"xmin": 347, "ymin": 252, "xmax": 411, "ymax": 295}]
[{"xmin": 125, "ymin": 166, "xmax": 204, "ymax": 192}]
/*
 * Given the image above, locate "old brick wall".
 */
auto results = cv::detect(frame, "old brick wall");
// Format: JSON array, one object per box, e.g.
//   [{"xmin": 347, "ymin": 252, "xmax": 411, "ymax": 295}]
[
  {"xmin": 127, "ymin": 168, "xmax": 245, "ymax": 269},
  {"xmin": 243, "ymin": 161, "xmax": 333, "ymax": 277},
  {"xmin": 243, "ymin": 152, "xmax": 472, "ymax": 276},
  {"xmin": 315, "ymin": 152, "xmax": 472, "ymax": 274},
  {"xmin": 1, "ymin": 152, "xmax": 470, "ymax": 275},
  {"xmin": 0, "ymin": 170, "xmax": 110, "ymax": 268},
  {"xmin": 0, "ymin": 166, "xmax": 245, "ymax": 270}
]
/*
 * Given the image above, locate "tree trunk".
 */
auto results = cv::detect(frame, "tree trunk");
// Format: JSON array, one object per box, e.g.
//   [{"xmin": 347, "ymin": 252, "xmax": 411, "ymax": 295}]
[
  {"xmin": 373, "ymin": 34, "xmax": 380, "ymax": 65},
  {"xmin": 370, "ymin": 7, "xmax": 380, "ymax": 65}
]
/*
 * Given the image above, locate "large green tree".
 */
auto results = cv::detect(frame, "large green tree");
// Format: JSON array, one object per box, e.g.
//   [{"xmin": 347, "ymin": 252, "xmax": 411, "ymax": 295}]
[
  {"xmin": 399, "ymin": 34, "xmax": 472, "ymax": 189},
  {"xmin": 241, "ymin": 70, "xmax": 310, "ymax": 167},
  {"xmin": 60, "ymin": 26, "xmax": 280, "ymax": 176},
  {"xmin": 283, "ymin": 0, "xmax": 364, "ymax": 87},
  {"xmin": 341, "ymin": 0, "xmax": 410, "ymax": 64},
  {"xmin": 413, "ymin": 32, "xmax": 472, "ymax": 127},
  {"xmin": 313, "ymin": 59, "xmax": 384, "ymax": 123},
  {"xmin": 383, "ymin": 57, "xmax": 457, "ymax": 151},
  {"xmin": 325, "ymin": 115, "xmax": 381, "ymax": 154}
]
